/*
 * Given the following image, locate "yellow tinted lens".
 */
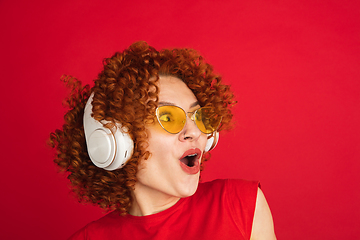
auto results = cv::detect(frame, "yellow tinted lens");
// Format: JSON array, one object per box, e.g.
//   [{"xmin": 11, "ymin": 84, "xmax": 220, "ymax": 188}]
[
  {"xmin": 194, "ymin": 107, "xmax": 221, "ymax": 134},
  {"xmin": 157, "ymin": 106, "xmax": 186, "ymax": 134}
]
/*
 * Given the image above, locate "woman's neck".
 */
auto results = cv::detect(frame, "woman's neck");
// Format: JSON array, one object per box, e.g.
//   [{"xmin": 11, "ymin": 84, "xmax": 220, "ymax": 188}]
[{"xmin": 129, "ymin": 182, "xmax": 181, "ymax": 216}]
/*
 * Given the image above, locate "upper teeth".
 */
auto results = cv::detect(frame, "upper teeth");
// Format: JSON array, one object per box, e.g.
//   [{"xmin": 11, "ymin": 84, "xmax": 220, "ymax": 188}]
[{"xmin": 187, "ymin": 153, "xmax": 197, "ymax": 157}]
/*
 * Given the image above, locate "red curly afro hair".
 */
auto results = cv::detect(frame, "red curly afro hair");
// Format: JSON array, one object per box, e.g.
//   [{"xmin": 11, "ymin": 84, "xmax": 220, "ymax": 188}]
[{"xmin": 49, "ymin": 41, "xmax": 236, "ymax": 214}]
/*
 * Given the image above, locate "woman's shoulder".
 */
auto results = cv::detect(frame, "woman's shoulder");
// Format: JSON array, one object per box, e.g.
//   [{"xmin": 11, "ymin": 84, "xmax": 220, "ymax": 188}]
[
  {"xmin": 187, "ymin": 179, "xmax": 261, "ymax": 239},
  {"xmin": 193, "ymin": 178, "xmax": 260, "ymax": 216}
]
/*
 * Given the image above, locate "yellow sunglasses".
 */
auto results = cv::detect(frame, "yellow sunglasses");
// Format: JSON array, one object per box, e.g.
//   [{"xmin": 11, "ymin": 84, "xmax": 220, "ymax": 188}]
[{"xmin": 156, "ymin": 105, "xmax": 222, "ymax": 134}]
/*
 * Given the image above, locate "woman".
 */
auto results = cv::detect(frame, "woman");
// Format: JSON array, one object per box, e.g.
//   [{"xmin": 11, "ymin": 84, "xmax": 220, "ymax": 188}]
[{"xmin": 50, "ymin": 41, "xmax": 276, "ymax": 239}]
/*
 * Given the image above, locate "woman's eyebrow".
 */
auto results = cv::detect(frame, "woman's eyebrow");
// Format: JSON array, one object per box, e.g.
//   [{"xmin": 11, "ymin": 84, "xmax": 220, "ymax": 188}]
[
  {"xmin": 158, "ymin": 101, "xmax": 175, "ymax": 106},
  {"xmin": 158, "ymin": 101, "xmax": 200, "ymax": 108},
  {"xmin": 190, "ymin": 101, "xmax": 200, "ymax": 108}
]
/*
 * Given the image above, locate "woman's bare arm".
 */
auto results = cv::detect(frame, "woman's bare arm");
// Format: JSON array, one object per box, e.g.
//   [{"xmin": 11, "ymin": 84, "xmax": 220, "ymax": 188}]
[{"xmin": 250, "ymin": 188, "xmax": 277, "ymax": 240}]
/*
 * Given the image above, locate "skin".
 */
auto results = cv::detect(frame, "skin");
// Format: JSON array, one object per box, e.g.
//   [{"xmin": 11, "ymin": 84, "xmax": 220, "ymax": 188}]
[
  {"xmin": 129, "ymin": 76, "xmax": 277, "ymax": 239},
  {"xmin": 130, "ymin": 76, "xmax": 208, "ymax": 216},
  {"xmin": 250, "ymin": 189, "xmax": 277, "ymax": 240}
]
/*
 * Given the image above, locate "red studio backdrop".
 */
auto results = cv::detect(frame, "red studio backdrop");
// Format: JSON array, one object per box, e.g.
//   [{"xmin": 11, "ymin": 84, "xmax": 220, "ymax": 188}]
[{"xmin": 1, "ymin": 1, "xmax": 359, "ymax": 239}]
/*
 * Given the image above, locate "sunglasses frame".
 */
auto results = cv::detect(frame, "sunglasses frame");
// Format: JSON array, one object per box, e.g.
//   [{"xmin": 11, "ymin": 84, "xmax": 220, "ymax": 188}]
[{"xmin": 155, "ymin": 105, "xmax": 222, "ymax": 134}]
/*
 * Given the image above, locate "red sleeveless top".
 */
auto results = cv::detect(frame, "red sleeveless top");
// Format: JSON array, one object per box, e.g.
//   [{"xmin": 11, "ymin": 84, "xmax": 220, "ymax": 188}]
[{"xmin": 70, "ymin": 179, "xmax": 259, "ymax": 240}]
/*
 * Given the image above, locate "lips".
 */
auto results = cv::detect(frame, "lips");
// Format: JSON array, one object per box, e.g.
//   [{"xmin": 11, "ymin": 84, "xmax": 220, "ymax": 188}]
[{"xmin": 179, "ymin": 148, "xmax": 202, "ymax": 174}]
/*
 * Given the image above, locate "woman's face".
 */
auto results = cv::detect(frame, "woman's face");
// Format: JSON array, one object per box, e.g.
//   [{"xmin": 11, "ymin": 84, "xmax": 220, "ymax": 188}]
[{"xmin": 135, "ymin": 76, "xmax": 208, "ymax": 202}]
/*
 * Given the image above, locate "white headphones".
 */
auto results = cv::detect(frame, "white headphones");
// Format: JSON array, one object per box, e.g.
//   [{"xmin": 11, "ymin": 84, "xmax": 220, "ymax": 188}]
[
  {"xmin": 83, "ymin": 93, "xmax": 134, "ymax": 171},
  {"xmin": 83, "ymin": 93, "xmax": 219, "ymax": 171},
  {"xmin": 205, "ymin": 131, "xmax": 219, "ymax": 153}
]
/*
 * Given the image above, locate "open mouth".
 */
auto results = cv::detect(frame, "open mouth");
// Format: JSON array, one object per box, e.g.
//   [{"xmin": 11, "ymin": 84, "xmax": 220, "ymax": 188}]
[
  {"xmin": 180, "ymin": 153, "xmax": 198, "ymax": 167},
  {"xmin": 179, "ymin": 148, "xmax": 202, "ymax": 168}
]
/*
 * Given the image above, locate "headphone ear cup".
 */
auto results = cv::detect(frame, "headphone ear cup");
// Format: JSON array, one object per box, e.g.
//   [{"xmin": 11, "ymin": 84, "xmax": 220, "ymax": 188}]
[
  {"xmin": 85, "ymin": 127, "xmax": 117, "ymax": 168},
  {"xmin": 83, "ymin": 93, "xmax": 134, "ymax": 170},
  {"xmin": 204, "ymin": 131, "xmax": 219, "ymax": 152},
  {"xmin": 105, "ymin": 127, "xmax": 133, "ymax": 171}
]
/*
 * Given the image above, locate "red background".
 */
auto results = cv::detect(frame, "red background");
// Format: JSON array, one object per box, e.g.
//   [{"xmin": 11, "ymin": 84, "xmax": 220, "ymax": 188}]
[{"xmin": 1, "ymin": 0, "xmax": 359, "ymax": 239}]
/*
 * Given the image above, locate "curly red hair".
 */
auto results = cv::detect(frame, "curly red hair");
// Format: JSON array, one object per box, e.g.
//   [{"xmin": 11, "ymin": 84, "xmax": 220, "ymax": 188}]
[{"xmin": 49, "ymin": 41, "xmax": 236, "ymax": 214}]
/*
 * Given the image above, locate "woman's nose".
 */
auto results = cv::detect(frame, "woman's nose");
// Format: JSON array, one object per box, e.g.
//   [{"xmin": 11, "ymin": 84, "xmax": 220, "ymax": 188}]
[{"xmin": 179, "ymin": 114, "xmax": 202, "ymax": 141}]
